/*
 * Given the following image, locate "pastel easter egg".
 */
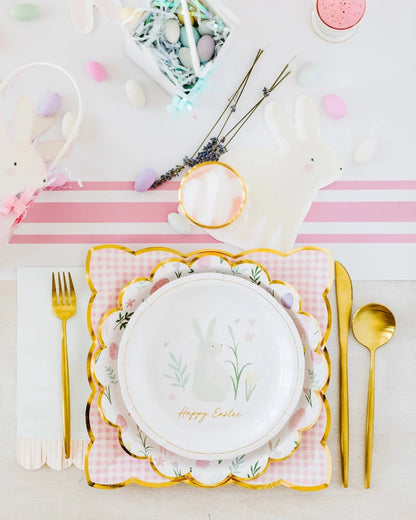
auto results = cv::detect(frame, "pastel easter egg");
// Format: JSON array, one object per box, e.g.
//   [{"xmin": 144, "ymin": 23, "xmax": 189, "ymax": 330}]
[
  {"xmin": 125, "ymin": 79, "xmax": 146, "ymax": 108},
  {"xmin": 86, "ymin": 60, "xmax": 107, "ymax": 82},
  {"xmin": 297, "ymin": 62, "xmax": 320, "ymax": 87},
  {"xmin": 353, "ymin": 136, "xmax": 377, "ymax": 163},
  {"xmin": 178, "ymin": 47, "xmax": 194, "ymax": 69},
  {"xmin": 168, "ymin": 212, "xmax": 192, "ymax": 234},
  {"xmin": 197, "ymin": 35, "xmax": 215, "ymax": 63},
  {"xmin": 197, "ymin": 19, "xmax": 214, "ymax": 36},
  {"xmin": 10, "ymin": 3, "xmax": 40, "ymax": 21},
  {"xmin": 177, "ymin": 13, "xmax": 195, "ymax": 25},
  {"xmin": 179, "ymin": 25, "xmax": 200, "ymax": 47},
  {"xmin": 39, "ymin": 92, "xmax": 61, "ymax": 117},
  {"xmin": 61, "ymin": 111, "xmax": 79, "ymax": 140},
  {"xmin": 322, "ymin": 94, "xmax": 347, "ymax": 119},
  {"xmin": 134, "ymin": 168, "xmax": 156, "ymax": 191},
  {"xmin": 164, "ymin": 18, "xmax": 180, "ymax": 43}
]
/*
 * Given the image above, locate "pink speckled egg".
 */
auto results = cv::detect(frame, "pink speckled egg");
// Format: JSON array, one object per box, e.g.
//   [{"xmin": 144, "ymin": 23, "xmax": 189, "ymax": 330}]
[{"xmin": 322, "ymin": 94, "xmax": 347, "ymax": 119}]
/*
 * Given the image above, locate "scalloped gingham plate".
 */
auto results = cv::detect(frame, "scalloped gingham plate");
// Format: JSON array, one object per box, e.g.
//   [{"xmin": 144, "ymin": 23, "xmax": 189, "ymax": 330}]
[
  {"xmin": 85, "ymin": 246, "xmax": 333, "ymax": 490},
  {"xmin": 92, "ymin": 255, "xmax": 326, "ymax": 486}
]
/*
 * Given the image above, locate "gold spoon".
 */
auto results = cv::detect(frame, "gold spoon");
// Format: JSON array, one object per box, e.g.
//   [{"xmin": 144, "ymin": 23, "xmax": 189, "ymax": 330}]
[{"xmin": 352, "ymin": 303, "xmax": 396, "ymax": 488}]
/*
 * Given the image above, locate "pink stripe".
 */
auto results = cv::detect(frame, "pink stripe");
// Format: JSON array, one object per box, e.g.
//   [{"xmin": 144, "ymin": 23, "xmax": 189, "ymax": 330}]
[
  {"xmin": 296, "ymin": 234, "xmax": 416, "ymax": 243},
  {"xmin": 305, "ymin": 201, "xmax": 416, "ymax": 222},
  {"xmin": 25, "ymin": 202, "xmax": 178, "ymax": 223},
  {"xmin": 9, "ymin": 234, "xmax": 218, "ymax": 244},
  {"xmin": 324, "ymin": 180, "xmax": 416, "ymax": 190},
  {"xmin": 10, "ymin": 233, "xmax": 416, "ymax": 245},
  {"xmin": 64, "ymin": 181, "xmax": 180, "ymax": 191}
]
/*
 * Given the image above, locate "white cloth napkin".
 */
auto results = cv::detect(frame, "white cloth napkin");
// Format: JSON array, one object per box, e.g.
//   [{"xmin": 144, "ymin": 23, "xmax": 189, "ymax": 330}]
[{"xmin": 16, "ymin": 267, "xmax": 91, "ymax": 470}]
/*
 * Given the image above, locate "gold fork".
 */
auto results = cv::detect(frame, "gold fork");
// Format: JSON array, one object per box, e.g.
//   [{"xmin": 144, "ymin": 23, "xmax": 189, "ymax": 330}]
[{"xmin": 51, "ymin": 272, "xmax": 76, "ymax": 459}]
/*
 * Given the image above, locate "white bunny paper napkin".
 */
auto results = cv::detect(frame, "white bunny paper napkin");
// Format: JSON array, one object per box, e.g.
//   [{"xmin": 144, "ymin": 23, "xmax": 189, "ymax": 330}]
[{"xmin": 16, "ymin": 267, "xmax": 90, "ymax": 470}]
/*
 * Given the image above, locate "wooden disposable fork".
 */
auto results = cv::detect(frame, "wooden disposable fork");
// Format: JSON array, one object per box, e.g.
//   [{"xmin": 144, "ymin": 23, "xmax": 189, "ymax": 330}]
[{"xmin": 51, "ymin": 272, "xmax": 77, "ymax": 459}]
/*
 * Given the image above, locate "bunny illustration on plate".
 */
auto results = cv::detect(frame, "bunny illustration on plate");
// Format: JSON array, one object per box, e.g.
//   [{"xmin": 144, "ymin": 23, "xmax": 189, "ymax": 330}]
[
  {"xmin": 185, "ymin": 95, "xmax": 343, "ymax": 252},
  {"xmin": 192, "ymin": 317, "xmax": 230, "ymax": 402}
]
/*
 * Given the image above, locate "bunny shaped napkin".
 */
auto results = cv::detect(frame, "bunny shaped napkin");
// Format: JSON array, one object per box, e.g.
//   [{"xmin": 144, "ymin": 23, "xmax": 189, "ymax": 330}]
[{"xmin": 206, "ymin": 95, "xmax": 343, "ymax": 252}]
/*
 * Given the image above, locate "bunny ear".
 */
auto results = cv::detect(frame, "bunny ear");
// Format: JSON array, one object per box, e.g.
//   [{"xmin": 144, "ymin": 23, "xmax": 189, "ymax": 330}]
[
  {"xmin": 296, "ymin": 95, "xmax": 321, "ymax": 139},
  {"xmin": 206, "ymin": 317, "xmax": 216, "ymax": 341},
  {"xmin": 264, "ymin": 102, "xmax": 299, "ymax": 148},
  {"xmin": 193, "ymin": 318, "xmax": 204, "ymax": 342},
  {"xmin": 13, "ymin": 97, "xmax": 34, "ymax": 143}
]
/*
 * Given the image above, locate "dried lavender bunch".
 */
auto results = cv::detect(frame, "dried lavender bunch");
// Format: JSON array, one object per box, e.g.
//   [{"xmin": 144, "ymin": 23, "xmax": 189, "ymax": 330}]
[{"xmin": 151, "ymin": 50, "xmax": 293, "ymax": 189}]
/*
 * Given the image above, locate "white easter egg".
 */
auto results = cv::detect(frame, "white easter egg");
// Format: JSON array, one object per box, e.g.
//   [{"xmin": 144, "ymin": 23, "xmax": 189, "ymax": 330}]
[
  {"xmin": 178, "ymin": 47, "xmax": 195, "ymax": 69},
  {"xmin": 297, "ymin": 62, "xmax": 320, "ymax": 87},
  {"xmin": 61, "ymin": 111, "xmax": 79, "ymax": 140},
  {"xmin": 354, "ymin": 136, "xmax": 377, "ymax": 163},
  {"xmin": 197, "ymin": 19, "xmax": 214, "ymax": 36},
  {"xmin": 164, "ymin": 18, "xmax": 180, "ymax": 43},
  {"xmin": 168, "ymin": 212, "xmax": 192, "ymax": 234},
  {"xmin": 125, "ymin": 79, "xmax": 146, "ymax": 108}
]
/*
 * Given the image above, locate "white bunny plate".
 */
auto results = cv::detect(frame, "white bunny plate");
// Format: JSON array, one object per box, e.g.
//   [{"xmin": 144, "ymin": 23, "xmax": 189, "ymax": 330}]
[
  {"xmin": 93, "ymin": 254, "xmax": 328, "ymax": 486},
  {"xmin": 117, "ymin": 272, "xmax": 305, "ymax": 460}
]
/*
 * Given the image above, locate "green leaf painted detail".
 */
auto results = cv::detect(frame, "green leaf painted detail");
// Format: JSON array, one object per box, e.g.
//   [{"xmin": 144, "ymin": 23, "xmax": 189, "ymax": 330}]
[
  {"xmin": 164, "ymin": 351, "xmax": 189, "ymax": 390},
  {"xmin": 105, "ymin": 365, "xmax": 118, "ymax": 385},
  {"xmin": 114, "ymin": 311, "xmax": 134, "ymax": 330},
  {"xmin": 249, "ymin": 266, "xmax": 262, "ymax": 285},
  {"xmin": 225, "ymin": 327, "xmax": 252, "ymax": 400}
]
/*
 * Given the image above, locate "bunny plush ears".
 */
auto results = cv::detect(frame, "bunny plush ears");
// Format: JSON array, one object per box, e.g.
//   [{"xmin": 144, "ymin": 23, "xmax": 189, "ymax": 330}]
[{"xmin": 68, "ymin": 0, "xmax": 122, "ymax": 33}]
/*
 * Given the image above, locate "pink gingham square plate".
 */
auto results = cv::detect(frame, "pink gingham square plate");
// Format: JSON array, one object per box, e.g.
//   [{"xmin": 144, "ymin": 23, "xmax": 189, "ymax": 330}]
[{"xmin": 85, "ymin": 246, "xmax": 333, "ymax": 490}]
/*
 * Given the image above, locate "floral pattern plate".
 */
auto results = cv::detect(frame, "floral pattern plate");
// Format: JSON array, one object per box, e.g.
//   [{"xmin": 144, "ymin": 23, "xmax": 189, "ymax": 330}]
[{"xmin": 92, "ymin": 254, "xmax": 328, "ymax": 486}]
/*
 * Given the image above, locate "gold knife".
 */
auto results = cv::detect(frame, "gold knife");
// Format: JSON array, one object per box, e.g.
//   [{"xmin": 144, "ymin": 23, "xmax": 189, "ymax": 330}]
[{"xmin": 335, "ymin": 261, "xmax": 353, "ymax": 488}]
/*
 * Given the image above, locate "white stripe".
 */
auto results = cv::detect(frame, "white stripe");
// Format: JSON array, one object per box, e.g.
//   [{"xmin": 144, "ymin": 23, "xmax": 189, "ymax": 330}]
[
  {"xmin": 16, "ymin": 221, "xmax": 416, "ymax": 236},
  {"xmin": 299, "ymin": 222, "xmax": 416, "ymax": 234},
  {"xmin": 316, "ymin": 190, "xmax": 416, "ymax": 202},
  {"xmin": 37, "ymin": 189, "xmax": 416, "ymax": 204},
  {"xmin": 37, "ymin": 190, "xmax": 179, "ymax": 203},
  {"xmin": 14, "ymin": 222, "xmax": 200, "ymax": 235}
]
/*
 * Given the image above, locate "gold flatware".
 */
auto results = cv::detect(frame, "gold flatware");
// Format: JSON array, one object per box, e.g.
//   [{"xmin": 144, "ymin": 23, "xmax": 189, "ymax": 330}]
[
  {"xmin": 51, "ymin": 272, "xmax": 77, "ymax": 459},
  {"xmin": 352, "ymin": 303, "xmax": 396, "ymax": 488},
  {"xmin": 334, "ymin": 261, "xmax": 353, "ymax": 488}
]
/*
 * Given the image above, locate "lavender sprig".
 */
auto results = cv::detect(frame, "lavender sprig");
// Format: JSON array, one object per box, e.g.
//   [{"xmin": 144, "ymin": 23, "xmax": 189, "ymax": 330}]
[{"xmin": 150, "ymin": 51, "xmax": 293, "ymax": 189}]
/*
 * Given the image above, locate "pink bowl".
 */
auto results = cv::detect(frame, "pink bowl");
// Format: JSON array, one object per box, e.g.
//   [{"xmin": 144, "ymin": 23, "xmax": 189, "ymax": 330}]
[{"xmin": 316, "ymin": 0, "xmax": 366, "ymax": 30}]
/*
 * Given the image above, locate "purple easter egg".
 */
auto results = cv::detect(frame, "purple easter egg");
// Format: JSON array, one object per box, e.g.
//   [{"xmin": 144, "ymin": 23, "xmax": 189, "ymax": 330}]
[
  {"xmin": 196, "ymin": 35, "xmax": 215, "ymax": 63},
  {"xmin": 281, "ymin": 292, "xmax": 294, "ymax": 309},
  {"xmin": 134, "ymin": 168, "xmax": 157, "ymax": 192},
  {"xmin": 39, "ymin": 91, "xmax": 61, "ymax": 117}
]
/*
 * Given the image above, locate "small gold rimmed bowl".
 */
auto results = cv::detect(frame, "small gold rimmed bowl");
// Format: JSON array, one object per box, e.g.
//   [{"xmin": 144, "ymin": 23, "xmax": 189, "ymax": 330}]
[{"xmin": 178, "ymin": 161, "xmax": 246, "ymax": 229}]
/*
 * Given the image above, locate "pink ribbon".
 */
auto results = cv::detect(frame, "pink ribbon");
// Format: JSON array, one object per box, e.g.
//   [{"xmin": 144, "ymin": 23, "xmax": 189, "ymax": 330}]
[{"xmin": 0, "ymin": 187, "xmax": 38, "ymax": 222}]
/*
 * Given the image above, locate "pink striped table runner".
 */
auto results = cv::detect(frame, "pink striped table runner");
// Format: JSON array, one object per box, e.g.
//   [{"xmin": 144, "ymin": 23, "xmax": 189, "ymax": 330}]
[{"xmin": 9, "ymin": 179, "xmax": 416, "ymax": 279}]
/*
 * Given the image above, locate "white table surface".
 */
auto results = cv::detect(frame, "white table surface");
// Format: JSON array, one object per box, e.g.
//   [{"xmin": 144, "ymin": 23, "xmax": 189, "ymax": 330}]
[
  {"xmin": 0, "ymin": 0, "xmax": 415, "ymax": 517},
  {"xmin": 1, "ymin": 279, "xmax": 415, "ymax": 519}
]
